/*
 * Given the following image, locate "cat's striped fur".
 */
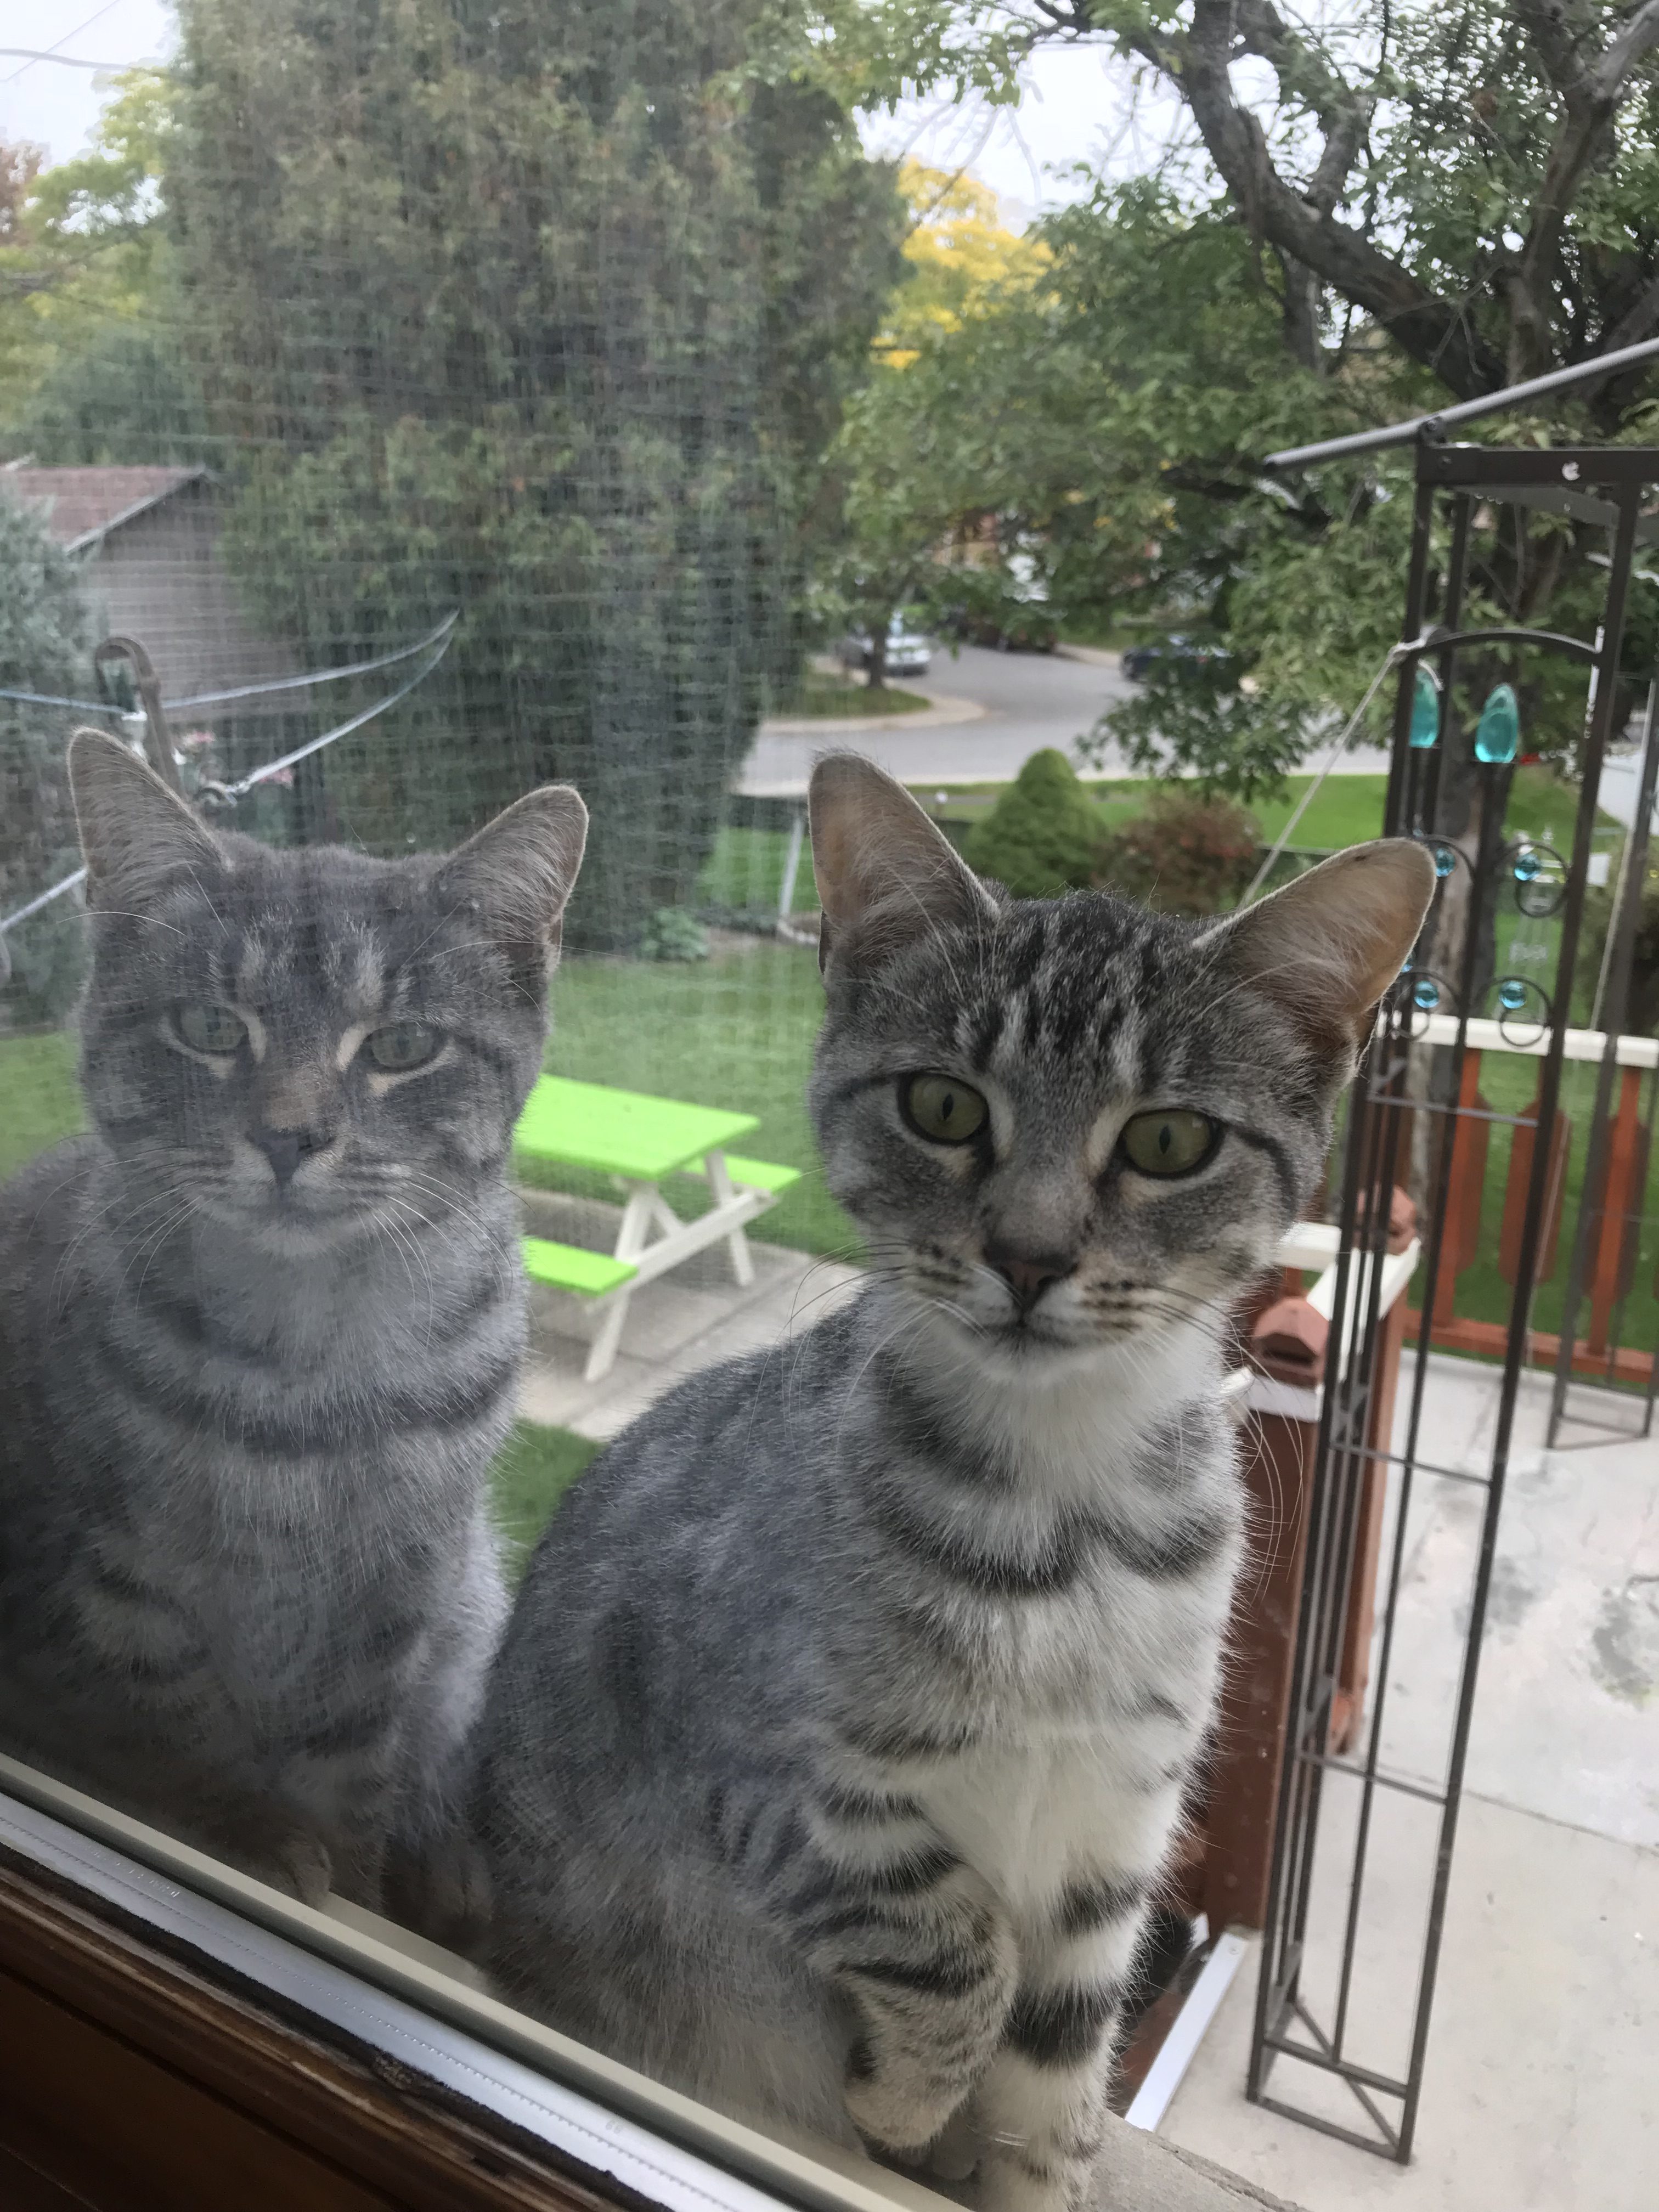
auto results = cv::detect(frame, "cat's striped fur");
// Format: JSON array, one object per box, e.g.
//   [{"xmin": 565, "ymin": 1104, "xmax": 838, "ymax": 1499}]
[
  {"xmin": 0, "ymin": 733, "xmax": 585, "ymax": 1908},
  {"xmin": 474, "ymin": 755, "xmax": 1432, "ymax": 2209}
]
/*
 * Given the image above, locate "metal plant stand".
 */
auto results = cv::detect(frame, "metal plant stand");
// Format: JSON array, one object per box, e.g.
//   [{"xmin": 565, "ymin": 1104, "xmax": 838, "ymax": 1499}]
[{"xmin": 1248, "ymin": 390, "xmax": 1659, "ymax": 2159}]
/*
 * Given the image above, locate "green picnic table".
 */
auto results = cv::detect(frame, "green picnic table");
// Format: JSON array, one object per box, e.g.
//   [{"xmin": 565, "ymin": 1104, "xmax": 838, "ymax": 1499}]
[{"xmin": 513, "ymin": 1075, "xmax": 800, "ymax": 1382}]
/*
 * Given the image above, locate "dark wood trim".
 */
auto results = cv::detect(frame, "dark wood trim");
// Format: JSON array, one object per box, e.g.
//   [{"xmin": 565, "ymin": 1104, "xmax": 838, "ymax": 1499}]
[{"xmin": 0, "ymin": 1855, "xmax": 636, "ymax": 2212}]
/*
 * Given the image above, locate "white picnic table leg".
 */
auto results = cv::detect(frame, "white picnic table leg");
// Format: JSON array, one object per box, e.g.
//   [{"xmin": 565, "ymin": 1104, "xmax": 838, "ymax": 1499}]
[
  {"xmin": 706, "ymin": 1150, "xmax": 755, "ymax": 1288},
  {"xmin": 584, "ymin": 1181, "xmax": 657, "ymax": 1384}
]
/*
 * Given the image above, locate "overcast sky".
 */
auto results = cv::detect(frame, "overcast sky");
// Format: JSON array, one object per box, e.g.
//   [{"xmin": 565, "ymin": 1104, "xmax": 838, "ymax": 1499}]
[{"xmin": 3, "ymin": 2, "xmax": 1188, "ymax": 226}]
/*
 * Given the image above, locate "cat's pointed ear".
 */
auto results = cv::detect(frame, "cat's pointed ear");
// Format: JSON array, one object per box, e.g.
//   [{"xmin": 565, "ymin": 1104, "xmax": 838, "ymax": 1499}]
[
  {"xmin": 69, "ymin": 728, "xmax": 225, "ymax": 909},
  {"xmin": 439, "ymin": 785, "xmax": 588, "ymax": 966},
  {"xmin": 1198, "ymin": 838, "xmax": 1436, "ymax": 1056},
  {"xmin": 809, "ymin": 752, "xmax": 998, "ymax": 977}
]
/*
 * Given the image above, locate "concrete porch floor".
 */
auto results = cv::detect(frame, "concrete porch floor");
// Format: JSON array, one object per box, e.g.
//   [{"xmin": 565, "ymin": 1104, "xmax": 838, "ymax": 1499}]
[
  {"xmin": 514, "ymin": 1217, "xmax": 1658, "ymax": 2208},
  {"xmin": 1164, "ymin": 1357, "xmax": 1659, "ymax": 2209}
]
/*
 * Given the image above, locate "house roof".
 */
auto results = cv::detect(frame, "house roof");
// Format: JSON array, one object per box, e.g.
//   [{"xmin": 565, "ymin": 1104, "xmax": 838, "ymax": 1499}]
[{"xmin": 0, "ymin": 464, "xmax": 208, "ymax": 552}]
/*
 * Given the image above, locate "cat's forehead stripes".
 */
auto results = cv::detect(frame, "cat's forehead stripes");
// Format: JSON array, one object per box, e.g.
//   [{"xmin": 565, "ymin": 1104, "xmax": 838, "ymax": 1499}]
[{"xmin": 934, "ymin": 900, "xmax": 1181, "ymax": 1108}]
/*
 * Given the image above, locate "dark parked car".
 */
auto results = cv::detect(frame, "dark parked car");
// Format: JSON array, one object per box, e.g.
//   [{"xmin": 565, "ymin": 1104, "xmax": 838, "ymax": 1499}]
[
  {"xmin": 1120, "ymin": 632, "xmax": 1232, "ymax": 681},
  {"xmin": 940, "ymin": 603, "xmax": 1059, "ymax": 654}
]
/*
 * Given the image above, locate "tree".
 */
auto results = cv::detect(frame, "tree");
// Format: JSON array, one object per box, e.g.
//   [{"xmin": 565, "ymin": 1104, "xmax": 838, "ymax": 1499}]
[
  {"xmin": 165, "ymin": 0, "xmax": 903, "ymax": 946},
  {"xmin": 785, "ymin": 0, "xmax": 1659, "ymax": 1064},
  {"xmin": 0, "ymin": 72, "xmax": 203, "ymax": 460},
  {"xmin": 0, "ymin": 495, "xmax": 93, "ymax": 1022},
  {"xmin": 802, "ymin": 4, "xmax": 1659, "ymax": 692},
  {"xmin": 823, "ymin": 161, "xmax": 1058, "ymax": 681}
]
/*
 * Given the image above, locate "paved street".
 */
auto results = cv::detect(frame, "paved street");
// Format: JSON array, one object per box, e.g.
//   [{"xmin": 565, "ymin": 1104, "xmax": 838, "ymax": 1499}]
[
  {"xmin": 742, "ymin": 641, "xmax": 1397, "ymax": 797},
  {"xmin": 742, "ymin": 642, "xmax": 1137, "ymax": 795}
]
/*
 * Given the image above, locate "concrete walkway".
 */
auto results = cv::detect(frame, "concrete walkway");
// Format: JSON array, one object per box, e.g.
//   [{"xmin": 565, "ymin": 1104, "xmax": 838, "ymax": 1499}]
[
  {"xmin": 759, "ymin": 691, "xmax": 988, "ymax": 736},
  {"xmin": 1162, "ymin": 1357, "xmax": 1659, "ymax": 2209}
]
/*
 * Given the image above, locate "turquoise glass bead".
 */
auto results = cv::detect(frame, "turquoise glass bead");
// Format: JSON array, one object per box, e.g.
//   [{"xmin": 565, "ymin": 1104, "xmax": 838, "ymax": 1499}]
[
  {"xmin": 1474, "ymin": 682, "xmax": 1520, "ymax": 765},
  {"xmin": 1409, "ymin": 667, "xmax": 1440, "ymax": 748}
]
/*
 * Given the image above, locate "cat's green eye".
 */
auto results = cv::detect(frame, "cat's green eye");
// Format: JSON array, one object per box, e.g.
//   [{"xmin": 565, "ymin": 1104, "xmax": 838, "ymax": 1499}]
[
  {"xmin": 176, "ymin": 1002, "xmax": 247, "ymax": 1056},
  {"xmin": 365, "ymin": 1020, "xmax": 439, "ymax": 1072},
  {"xmin": 1119, "ymin": 1109, "xmax": 1218, "ymax": 1178},
  {"xmin": 900, "ymin": 1073, "xmax": 988, "ymax": 1145}
]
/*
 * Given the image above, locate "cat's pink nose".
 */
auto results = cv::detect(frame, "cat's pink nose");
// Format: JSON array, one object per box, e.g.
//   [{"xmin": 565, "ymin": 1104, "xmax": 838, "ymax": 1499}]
[{"xmin": 985, "ymin": 1244, "xmax": 1072, "ymax": 1310}]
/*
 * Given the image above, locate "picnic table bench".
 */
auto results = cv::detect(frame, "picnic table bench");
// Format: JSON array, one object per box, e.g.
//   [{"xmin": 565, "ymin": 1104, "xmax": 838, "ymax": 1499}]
[{"xmin": 514, "ymin": 1075, "xmax": 800, "ymax": 1382}]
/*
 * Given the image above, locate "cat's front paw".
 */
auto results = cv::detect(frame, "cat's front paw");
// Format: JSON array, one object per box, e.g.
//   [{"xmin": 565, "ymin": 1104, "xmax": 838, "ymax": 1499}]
[
  {"xmin": 382, "ymin": 1831, "xmax": 493, "ymax": 1953},
  {"xmin": 267, "ymin": 1831, "xmax": 335, "ymax": 1908},
  {"xmin": 927, "ymin": 2107, "xmax": 981, "ymax": 2183},
  {"xmin": 845, "ymin": 2068, "xmax": 967, "ymax": 2159}
]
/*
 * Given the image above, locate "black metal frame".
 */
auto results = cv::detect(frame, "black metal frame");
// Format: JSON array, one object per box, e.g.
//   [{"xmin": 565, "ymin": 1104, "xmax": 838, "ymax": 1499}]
[{"xmin": 1247, "ymin": 439, "xmax": 1659, "ymax": 2160}]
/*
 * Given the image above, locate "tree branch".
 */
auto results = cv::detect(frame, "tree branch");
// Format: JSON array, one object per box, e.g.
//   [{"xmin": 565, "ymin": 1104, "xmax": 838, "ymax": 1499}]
[
  {"xmin": 1602, "ymin": 263, "xmax": 1659, "ymax": 352},
  {"xmin": 1230, "ymin": 1, "xmax": 1370, "ymax": 213},
  {"xmin": 1510, "ymin": 0, "xmax": 1659, "ymax": 377},
  {"xmin": 1156, "ymin": 1, "xmax": 1505, "ymax": 397}
]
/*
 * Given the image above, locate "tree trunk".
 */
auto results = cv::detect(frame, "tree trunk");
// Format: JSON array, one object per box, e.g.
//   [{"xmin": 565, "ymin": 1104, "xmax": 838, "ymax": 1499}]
[{"xmin": 866, "ymin": 609, "xmax": 891, "ymax": 690}]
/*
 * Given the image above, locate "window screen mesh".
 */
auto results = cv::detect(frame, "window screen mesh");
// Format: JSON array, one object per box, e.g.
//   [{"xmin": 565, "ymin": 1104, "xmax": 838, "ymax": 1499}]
[{"xmin": 2, "ymin": 1, "xmax": 906, "ymax": 1258}]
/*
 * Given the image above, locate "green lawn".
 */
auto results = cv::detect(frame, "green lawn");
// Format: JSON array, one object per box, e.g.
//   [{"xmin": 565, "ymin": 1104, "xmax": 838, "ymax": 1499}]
[
  {"xmin": 923, "ymin": 763, "xmax": 1596, "ymax": 861},
  {"xmin": 697, "ymin": 823, "xmax": 820, "ymax": 915},
  {"xmin": 1056, "ymin": 614, "xmax": 1164, "ymax": 652},
  {"xmin": 0, "ymin": 1030, "xmax": 84, "ymax": 1183},
  {"xmin": 698, "ymin": 767, "xmax": 1606, "ymax": 927},
  {"xmin": 1407, "ymin": 1046, "xmax": 1658, "ymax": 1361},
  {"xmin": 490, "ymin": 1420, "xmax": 600, "ymax": 1574},
  {"xmin": 772, "ymin": 674, "xmax": 929, "ymax": 718},
  {"xmin": 0, "ymin": 946, "xmax": 851, "ymax": 1259},
  {"xmin": 535, "ymin": 943, "xmax": 854, "ymax": 1256}
]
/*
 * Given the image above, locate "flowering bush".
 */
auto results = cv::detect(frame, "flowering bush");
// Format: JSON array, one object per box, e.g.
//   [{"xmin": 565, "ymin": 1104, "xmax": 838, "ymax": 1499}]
[{"xmin": 1096, "ymin": 790, "xmax": 1261, "ymax": 916}]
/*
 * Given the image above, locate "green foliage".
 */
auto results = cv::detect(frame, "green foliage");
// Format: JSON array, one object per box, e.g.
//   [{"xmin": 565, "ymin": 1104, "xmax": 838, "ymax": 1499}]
[
  {"xmin": 820, "ymin": 162, "xmax": 1059, "ymax": 668},
  {"xmin": 0, "ymin": 1031, "xmax": 83, "ymax": 1178},
  {"xmin": 0, "ymin": 497, "xmax": 93, "ymax": 1024},
  {"xmin": 963, "ymin": 748, "xmax": 1104, "ymax": 896},
  {"xmin": 796, "ymin": 4, "xmax": 1659, "ymax": 802},
  {"xmin": 0, "ymin": 70, "xmax": 185, "ymax": 444},
  {"xmin": 1097, "ymin": 789, "xmax": 1261, "ymax": 917},
  {"xmin": 639, "ymin": 907, "xmax": 712, "ymax": 962},
  {"xmin": 9, "ymin": 323, "xmax": 209, "ymax": 467},
  {"xmin": 166, "ymin": 0, "xmax": 904, "ymax": 944},
  {"xmin": 1087, "ymin": 653, "xmax": 1312, "ymax": 804}
]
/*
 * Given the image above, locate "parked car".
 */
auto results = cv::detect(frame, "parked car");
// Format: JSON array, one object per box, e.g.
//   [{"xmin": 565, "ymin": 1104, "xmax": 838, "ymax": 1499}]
[
  {"xmin": 838, "ymin": 619, "xmax": 933, "ymax": 678},
  {"xmin": 941, "ymin": 605, "xmax": 1059, "ymax": 653},
  {"xmin": 1119, "ymin": 632, "xmax": 1232, "ymax": 681}
]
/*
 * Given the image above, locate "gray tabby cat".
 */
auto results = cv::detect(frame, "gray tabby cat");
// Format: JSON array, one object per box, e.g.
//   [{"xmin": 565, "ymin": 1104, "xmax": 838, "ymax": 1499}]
[
  {"xmin": 473, "ymin": 754, "xmax": 1432, "ymax": 2209},
  {"xmin": 0, "ymin": 731, "xmax": 585, "ymax": 1909}
]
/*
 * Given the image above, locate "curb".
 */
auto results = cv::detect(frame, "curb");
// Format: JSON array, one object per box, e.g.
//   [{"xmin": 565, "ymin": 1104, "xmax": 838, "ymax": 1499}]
[{"xmin": 758, "ymin": 691, "xmax": 987, "ymax": 736}]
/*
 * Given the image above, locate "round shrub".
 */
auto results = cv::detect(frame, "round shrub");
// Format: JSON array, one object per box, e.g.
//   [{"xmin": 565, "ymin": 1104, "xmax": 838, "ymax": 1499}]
[
  {"xmin": 639, "ymin": 906, "xmax": 710, "ymax": 963},
  {"xmin": 963, "ymin": 749, "xmax": 1105, "ymax": 898}
]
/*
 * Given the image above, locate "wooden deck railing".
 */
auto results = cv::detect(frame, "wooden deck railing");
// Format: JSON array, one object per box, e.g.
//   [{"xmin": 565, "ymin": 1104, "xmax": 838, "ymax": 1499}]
[{"xmin": 1403, "ymin": 1014, "xmax": 1656, "ymax": 1388}]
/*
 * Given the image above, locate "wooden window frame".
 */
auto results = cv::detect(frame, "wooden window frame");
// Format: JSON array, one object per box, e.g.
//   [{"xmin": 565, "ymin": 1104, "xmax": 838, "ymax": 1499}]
[
  {"xmin": 0, "ymin": 1761, "xmax": 1290, "ymax": 2212},
  {"xmin": 0, "ymin": 1760, "xmax": 904, "ymax": 2212}
]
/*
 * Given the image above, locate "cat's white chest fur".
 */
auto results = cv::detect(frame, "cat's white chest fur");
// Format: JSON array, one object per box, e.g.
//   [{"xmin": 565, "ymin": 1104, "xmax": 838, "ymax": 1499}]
[
  {"xmin": 917, "ymin": 1721, "xmax": 1182, "ymax": 1921},
  {"xmin": 895, "ymin": 1345, "xmax": 1238, "ymax": 1922}
]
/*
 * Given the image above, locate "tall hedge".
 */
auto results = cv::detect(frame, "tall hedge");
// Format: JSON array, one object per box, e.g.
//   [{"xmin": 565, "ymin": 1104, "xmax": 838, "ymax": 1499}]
[
  {"xmin": 169, "ymin": 0, "xmax": 902, "ymax": 944},
  {"xmin": 0, "ymin": 496, "xmax": 91, "ymax": 1023}
]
